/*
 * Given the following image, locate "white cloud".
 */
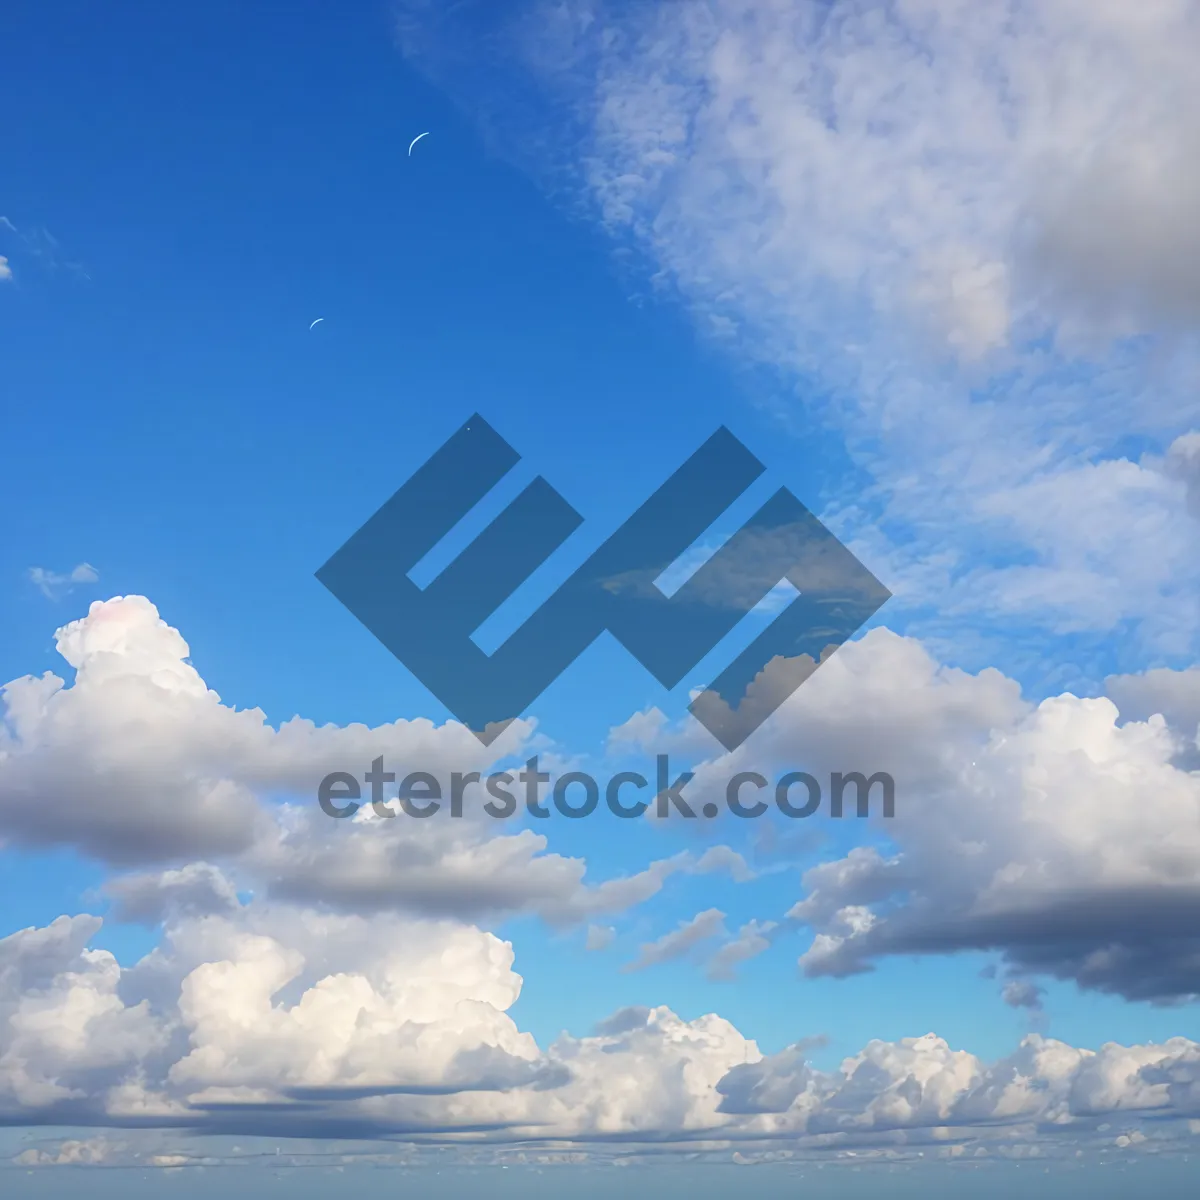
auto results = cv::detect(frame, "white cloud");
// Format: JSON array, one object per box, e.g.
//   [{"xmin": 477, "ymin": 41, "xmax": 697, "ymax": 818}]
[
  {"xmin": 1, "ymin": 597, "xmax": 274, "ymax": 863},
  {"xmin": 0, "ymin": 596, "xmax": 750, "ymax": 926},
  {"xmin": 18, "ymin": 594, "xmax": 1196, "ymax": 1004},
  {"xmin": 26, "ymin": 562, "xmax": 98, "ymax": 600},
  {"xmin": 251, "ymin": 803, "xmax": 698, "ymax": 926},
  {"xmin": 3, "ymin": 906, "xmax": 1200, "ymax": 1154},
  {"xmin": 1104, "ymin": 657, "xmax": 1200, "ymax": 768},
  {"xmin": 615, "ymin": 625, "xmax": 1200, "ymax": 1001},
  {"xmin": 0, "ymin": 217, "xmax": 14, "ymax": 282},
  {"xmin": 505, "ymin": 0, "xmax": 1200, "ymax": 351},
  {"xmin": 14, "ymin": 1137, "xmax": 116, "ymax": 1166},
  {"xmin": 157, "ymin": 915, "xmax": 541, "ymax": 1099},
  {"xmin": 393, "ymin": 0, "xmax": 1200, "ymax": 666},
  {"xmin": 0, "ymin": 216, "xmax": 86, "ymax": 280},
  {"xmin": 0, "ymin": 915, "xmax": 164, "ymax": 1112}
]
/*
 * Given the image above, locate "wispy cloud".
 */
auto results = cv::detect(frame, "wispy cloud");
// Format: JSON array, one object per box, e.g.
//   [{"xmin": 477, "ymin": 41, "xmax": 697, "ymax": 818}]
[
  {"xmin": 27, "ymin": 562, "xmax": 99, "ymax": 600},
  {"xmin": 0, "ymin": 217, "xmax": 13, "ymax": 282},
  {"xmin": 706, "ymin": 919, "xmax": 777, "ymax": 981},
  {"xmin": 622, "ymin": 907, "xmax": 727, "ymax": 972},
  {"xmin": 585, "ymin": 923, "xmax": 615, "ymax": 951},
  {"xmin": 1002, "ymin": 979, "xmax": 1045, "ymax": 1012},
  {"xmin": 0, "ymin": 214, "xmax": 88, "ymax": 280},
  {"xmin": 392, "ymin": 0, "xmax": 1200, "ymax": 683}
]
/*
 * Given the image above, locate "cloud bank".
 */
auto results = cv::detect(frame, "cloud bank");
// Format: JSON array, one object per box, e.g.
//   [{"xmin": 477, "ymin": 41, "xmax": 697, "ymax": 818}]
[{"xmin": 2, "ymin": 903, "xmax": 1200, "ymax": 1159}]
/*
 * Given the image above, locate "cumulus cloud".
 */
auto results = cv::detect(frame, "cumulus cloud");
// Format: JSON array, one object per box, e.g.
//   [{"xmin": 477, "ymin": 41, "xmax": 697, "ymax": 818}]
[
  {"xmin": 14, "ymin": 1137, "xmax": 116, "ymax": 1166},
  {"xmin": 7, "ymin": 0, "xmax": 1199, "ymax": 1166},
  {"xmin": 4, "ymin": 906, "xmax": 560, "ymax": 1128},
  {"xmin": 0, "ymin": 600, "xmax": 614, "ymax": 916},
  {"xmin": 0, "ymin": 594, "xmax": 1192, "ymax": 1151},
  {"xmin": 615, "ymin": 626, "xmax": 1200, "ymax": 1003},
  {"xmin": 0, "ymin": 905, "xmax": 754, "ymax": 1140},
  {"xmin": 3, "ymin": 907, "xmax": 1200, "ymax": 1155},
  {"xmin": 0, "ymin": 915, "xmax": 164, "ymax": 1113},
  {"xmin": 16, "ymin": 595, "xmax": 1199, "ymax": 1003},
  {"xmin": 1, "ymin": 597, "xmax": 745, "ymax": 926},
  {"xmin": 1105, "ymin": 658, "xmax": 1200, "ymax": 769},
  {"xmin": 1, "ymin": 597, "xmax": 277, "ymax": 864}
]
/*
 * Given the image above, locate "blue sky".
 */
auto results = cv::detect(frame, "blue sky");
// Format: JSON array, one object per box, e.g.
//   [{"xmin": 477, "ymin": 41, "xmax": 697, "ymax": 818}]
[{"xmin": 3, "ymin": 0, "xmax": 1200, "ymax": 1189}]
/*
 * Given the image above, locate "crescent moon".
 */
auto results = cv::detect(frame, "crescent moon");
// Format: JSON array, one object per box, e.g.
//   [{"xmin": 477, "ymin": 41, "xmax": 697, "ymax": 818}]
[
  {"xmin": 408, "ymin": 132, "xmax": 430, "ymax": 156},
  {"xmin": 309, "ymin": 318, "xmax": 324, "ymax": 330}
]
